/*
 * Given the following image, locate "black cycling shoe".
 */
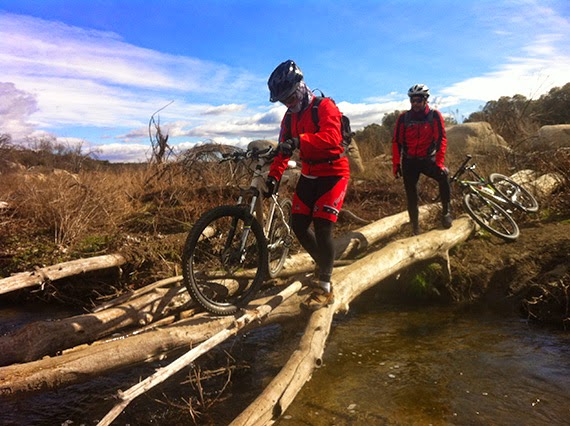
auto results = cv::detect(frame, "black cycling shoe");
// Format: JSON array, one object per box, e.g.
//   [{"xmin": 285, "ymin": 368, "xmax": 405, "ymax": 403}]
[
  {"xmin": 442, "ymin": 213, "xmax": 453, "ymax": 229},
  {"xmin": 412, "ymin": 223, "xmax": 421, "ymax": 236}
]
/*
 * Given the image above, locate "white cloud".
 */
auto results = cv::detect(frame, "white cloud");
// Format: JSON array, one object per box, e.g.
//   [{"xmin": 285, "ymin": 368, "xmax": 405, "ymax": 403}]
[
  {"xmin": 96, "ymin": 143, "xmax": 153, "ymax": 163},
  {"xmin": 442, "ymin": 53, "xmax": 570, "ymax": 103},
  {"xmin": 443, "ymin": 2, "xmax": 570, "ymax": 105},
  {"xmin": 0, "ymin": 12, "xmax": 262, "ymax": 136},
  {"xmin": 0, "ymin": 82, "xmax": 38, "ymax": 139},
  {"xmin": 1, "ymin": 2, "xmax": 568, "ymax": 162}
]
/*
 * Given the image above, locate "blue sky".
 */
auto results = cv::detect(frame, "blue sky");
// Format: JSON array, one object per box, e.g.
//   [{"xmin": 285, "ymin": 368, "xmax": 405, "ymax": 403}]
[{"xmin": 1, "ymin": 1, "xmax": 568, "ymax": 162}]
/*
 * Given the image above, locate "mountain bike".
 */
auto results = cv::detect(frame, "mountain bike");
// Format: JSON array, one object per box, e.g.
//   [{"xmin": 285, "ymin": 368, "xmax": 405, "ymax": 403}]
[
  {"xmin": 449, "ymin": 155, "xmax": 538, "ymax": 241},
  {"xmin": 181, "ymin": 143, "xmax": 296, "ymax": 315}
]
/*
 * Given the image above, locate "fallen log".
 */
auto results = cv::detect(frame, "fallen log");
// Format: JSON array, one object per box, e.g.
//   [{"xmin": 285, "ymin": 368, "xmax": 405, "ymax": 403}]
[
  {"xmin": 0, "ymin": 254, "xmax": 126, "ymax": 295},
  {"xmin": 280, "ymin": 204, "xmax": 437, "ymax": 276},
  {"xmin": 97, "ymin": 281, "xmax": 303, "ymax": 426},
  {"xmin": 232, "ymin": 216, "xmax": 476, "ymax": 425},
  {"xmin": 0, "ymin": 279, "xmax": 189, "ymax": 366},
  {"xmin": 0, "ymin": 313, "xmax": 234, "ymax": 396}
]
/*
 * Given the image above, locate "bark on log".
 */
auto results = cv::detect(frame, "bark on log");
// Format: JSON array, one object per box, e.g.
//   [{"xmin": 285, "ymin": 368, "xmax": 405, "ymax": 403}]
[
  {"xmin": 0, "ymin": 254, "xmax": 126, "ymax": 295},
  {"xmin": 232, "ymin": 216, "xmax": 476, "ymax": 425},
  {"xmin": 0, "ymin": 314, "xmax": 234, "ymax": 396}
]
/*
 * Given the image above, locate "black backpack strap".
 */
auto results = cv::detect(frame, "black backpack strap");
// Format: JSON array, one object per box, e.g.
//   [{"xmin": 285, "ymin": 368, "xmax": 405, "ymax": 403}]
[
  {"xmin": 281, "ymin": 111, "xmax": 292, "ymax": 141},
  {"xmin": 427, "ymin": 110, "xmax": 442, "ymax": 155},
  {"xmin": 303, "ymin": 152, "xmax": 347, "ymax": 165},
  {"xmin": 311, "ymin": 96, "xmax": 324, "ymax": 132}
]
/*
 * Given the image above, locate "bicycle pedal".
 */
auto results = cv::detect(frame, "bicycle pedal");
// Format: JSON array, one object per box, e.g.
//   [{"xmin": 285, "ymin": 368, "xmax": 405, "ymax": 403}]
[{"xmin": 284, "ymin": 235, "xmax": 294, "ymax": 248}]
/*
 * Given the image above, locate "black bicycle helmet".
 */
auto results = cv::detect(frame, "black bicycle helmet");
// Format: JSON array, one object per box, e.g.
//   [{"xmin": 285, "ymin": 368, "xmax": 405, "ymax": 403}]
[
  {"xmin": 268, "ymin": 60, "xmax": 304, "ymax": 103},
  {"xmin": 408, "ymin": 84, "xmax": 430, "ymax": 98}
]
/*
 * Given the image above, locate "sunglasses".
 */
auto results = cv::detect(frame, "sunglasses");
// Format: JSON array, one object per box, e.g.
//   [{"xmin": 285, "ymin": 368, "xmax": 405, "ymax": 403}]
[
  {"xmin": 281, "ymin": 93, "xmax": 298, "ymax": 106},
  {"xmin": 410, "ymin": 97, "xmax": 425, "ymax": 104}
]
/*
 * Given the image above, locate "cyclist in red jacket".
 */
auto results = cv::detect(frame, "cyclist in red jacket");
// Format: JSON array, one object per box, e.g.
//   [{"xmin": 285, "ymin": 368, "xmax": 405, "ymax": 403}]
[
  {"xmin": 392, "ymin": 84, "xmax": 452, "ymax": 235},
  {"xmin": 265, "ymin": 59, "xmax": 350, "ymax": 310}
]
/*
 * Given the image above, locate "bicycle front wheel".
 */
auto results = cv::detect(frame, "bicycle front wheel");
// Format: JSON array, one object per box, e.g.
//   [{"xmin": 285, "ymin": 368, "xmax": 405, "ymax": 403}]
[
  {"xmin": 463, "ymin": 192, "xmax": 520, "ymax": 241},
  {"xmin": 489, "ymin": 173, "xmax": 539, "ymax": 213},
  {"xmin": 181, "ymin": 205, "xmax": 268, "ymax": 316},
  {"xmin": 267, "ymin": 198, "xmax": 293, "ymax": 278}
]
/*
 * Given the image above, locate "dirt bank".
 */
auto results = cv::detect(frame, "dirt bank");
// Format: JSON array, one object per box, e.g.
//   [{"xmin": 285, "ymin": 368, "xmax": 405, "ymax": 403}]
[{"xmin": 447, "ymin": 219, "xmax": 570, "ymax": 328}]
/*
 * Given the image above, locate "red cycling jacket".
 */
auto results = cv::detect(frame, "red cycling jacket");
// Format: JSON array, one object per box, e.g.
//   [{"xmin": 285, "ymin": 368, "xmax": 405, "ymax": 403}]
[
  {"xmin": 392, "ymin": 105, "xmax": 447, "ymax": 168},
  {"xmin": 269, "ymin": 97, "xmax": 350, "ymax": 181}
]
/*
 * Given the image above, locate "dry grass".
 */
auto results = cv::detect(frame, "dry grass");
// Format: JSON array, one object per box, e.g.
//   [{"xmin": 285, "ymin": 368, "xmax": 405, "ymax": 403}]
[{"xmin": 0, "ymin": 144, "xmax": 568, "ymax": 302}]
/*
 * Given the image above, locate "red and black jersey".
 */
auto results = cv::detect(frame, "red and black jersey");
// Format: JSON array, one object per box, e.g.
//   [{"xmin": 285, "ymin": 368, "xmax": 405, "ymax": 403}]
[
  {"xmin": 392, "ymin": 105, "xmax": 447, "ymax": 168},
  {"xmin": 269, "ymin": 97, "xmax": 350, "ymax": 180}
]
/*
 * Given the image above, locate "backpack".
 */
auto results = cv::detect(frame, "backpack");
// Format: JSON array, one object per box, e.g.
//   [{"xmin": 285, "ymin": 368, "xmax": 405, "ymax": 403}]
[
  {"xmin": 283, "ymin": 95, "xmax": 365, "ymax": 173},
  {"xmin": 310, "ymin": 97, "xmax": 354, "ymax": 147}
]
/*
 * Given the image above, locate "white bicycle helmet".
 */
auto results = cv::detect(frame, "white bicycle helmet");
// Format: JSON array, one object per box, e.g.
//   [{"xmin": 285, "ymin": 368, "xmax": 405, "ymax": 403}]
[{"xmin": 408, "ymin": 84, "xmax": 430, "ymax": 98}]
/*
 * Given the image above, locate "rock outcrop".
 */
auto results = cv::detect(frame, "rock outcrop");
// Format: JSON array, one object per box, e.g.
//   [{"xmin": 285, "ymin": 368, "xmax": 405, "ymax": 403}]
[{"xmin": 446, "ymin": 122, "xmax": 510, "ymax": 161}]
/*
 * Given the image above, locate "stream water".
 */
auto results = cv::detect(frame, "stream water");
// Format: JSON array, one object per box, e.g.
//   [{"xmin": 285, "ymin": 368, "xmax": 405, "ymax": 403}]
[{"xmin": 1, "ymin": 288, "xmax": 569, "ymax": 426}]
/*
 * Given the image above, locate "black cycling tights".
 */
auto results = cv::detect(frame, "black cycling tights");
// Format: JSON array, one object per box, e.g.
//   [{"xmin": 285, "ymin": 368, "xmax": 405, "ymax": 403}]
[
  {"xmin": 291, "ymin": 214, "xmax": 334, "ymax": 283},
  {"xmin": 402, "ymin": 157, "xmax": 451, "ymax": 226}
]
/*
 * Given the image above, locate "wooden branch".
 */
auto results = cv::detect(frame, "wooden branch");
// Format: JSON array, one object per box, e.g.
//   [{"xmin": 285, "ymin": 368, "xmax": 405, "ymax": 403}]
[
  {"xmin": 91, "ymin": 276, "xmax": 182, "ymax": 313},
  {"xmin": 97, "ymin": 281, "xmax": 302, "ymax": 426},
  {"xmin": 0, "ymin": 254, "xmax": 126, "ymax": 295}
]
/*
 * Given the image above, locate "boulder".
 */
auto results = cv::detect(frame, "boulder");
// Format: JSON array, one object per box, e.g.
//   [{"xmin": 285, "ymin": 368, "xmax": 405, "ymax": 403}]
[
  {"xmin": 535, "ymin": 125, "xmax": 570, "ymax": 150},
  {"xmin": 446, "ymin": 122, "xmax": 510, "ymax": 161}
]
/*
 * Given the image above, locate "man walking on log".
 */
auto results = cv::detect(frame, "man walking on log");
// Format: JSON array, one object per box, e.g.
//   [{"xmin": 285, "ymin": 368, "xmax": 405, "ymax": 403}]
[
  {"xmin": 265, "ymin": 60, "xmax": 350, "ymax": 310},
  {"xmin": 392, "ymin": 84, "xmax": 452, "ymax": 235}
]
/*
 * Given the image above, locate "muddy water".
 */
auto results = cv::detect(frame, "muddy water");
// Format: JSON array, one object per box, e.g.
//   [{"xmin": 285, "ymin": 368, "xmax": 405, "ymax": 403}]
[
  {"xmin": 275, "ymin": 300, "xmax": 570, "ymax": 426},
  {"xmin": 1, "ymin": 294, "xmax": 569, "ymax": 425}
]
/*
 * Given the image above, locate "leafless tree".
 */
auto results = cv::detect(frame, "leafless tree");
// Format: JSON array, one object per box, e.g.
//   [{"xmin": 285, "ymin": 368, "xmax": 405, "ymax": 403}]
[{"xmin": 149, "ymin": 101, "xmax": 175, "ymax": 164}]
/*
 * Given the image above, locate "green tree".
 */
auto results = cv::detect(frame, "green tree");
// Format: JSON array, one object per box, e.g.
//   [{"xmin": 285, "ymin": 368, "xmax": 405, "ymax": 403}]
[
  {"xmin": 354, "ymin": 123, "xmax": 388, "ymax": 158},
  {"xmin": 381, "ymin": 110, "xmax": 402, "ymax": 137},
  {"xmin": 533, "ymin": 83, "xmax": 570, "ymax": 126},
  {"xmin": 465, "ymin": 95, "xmax": 537, "ymax": 144}
]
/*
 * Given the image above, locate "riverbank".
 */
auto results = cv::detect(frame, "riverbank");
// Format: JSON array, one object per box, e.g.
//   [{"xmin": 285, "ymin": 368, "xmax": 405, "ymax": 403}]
[{"xmin": 447, "ymin": 218, "xmax": 570, "ymax": 328}]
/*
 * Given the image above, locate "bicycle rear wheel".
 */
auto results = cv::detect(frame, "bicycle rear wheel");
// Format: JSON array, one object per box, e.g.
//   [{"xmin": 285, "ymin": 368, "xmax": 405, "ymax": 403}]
[
  {"xmin": 489, "ymin": 173, "xmax": 539, "ymax": 213},
  {"xmin": 181, "ymin": 205, "xmax": 268, "ymax": 316},
  {"xmin": 463, "ymin": 192, "xmax": 520, "ymax": 241},
  {"xmin": 267, "ymin": 198, "xmax": 293, "ymax": 278}
]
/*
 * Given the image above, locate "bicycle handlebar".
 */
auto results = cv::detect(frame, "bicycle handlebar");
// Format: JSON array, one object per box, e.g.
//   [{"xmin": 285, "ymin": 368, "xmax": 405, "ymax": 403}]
[
  {"xmin": 450, "ymin": 154, "xmax": 474, "ymax": 182},
  {"xmin": 220, "ymin": 146, "xmax": 276, "ymax": 163}
]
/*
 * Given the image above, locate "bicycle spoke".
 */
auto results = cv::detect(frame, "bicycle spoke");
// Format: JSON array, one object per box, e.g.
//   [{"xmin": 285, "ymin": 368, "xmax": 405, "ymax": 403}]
[
  {"xmin": 489, "ymin": 173, "xmax": 539, "ymax": 212},
  {"xmin": 463, "ymin": 193, "xmax": 519, "ymax": 241},
  {"xmin": 267, "ymin": 198, "xmax": 293, "ymax": 278}
]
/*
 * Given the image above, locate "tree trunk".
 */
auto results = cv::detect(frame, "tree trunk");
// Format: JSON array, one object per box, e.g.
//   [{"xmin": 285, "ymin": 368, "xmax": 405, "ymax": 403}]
[{"xmin": 0, "ymin": 278, "xmax": 188, "ymax": 366}]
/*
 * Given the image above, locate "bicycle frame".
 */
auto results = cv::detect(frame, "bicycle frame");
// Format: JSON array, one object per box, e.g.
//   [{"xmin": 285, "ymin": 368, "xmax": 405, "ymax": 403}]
[
  {"xmin": 449, "ymin": 154, "xmax": 520, "ymax": 241},
  {"xmin": 218, "ymin": 146, "xmax": 296, "ymax": 278},
  {"xmin": 450, "ymin": 155, "xmax": 514, "ymax": 210},
  {"xmin": 233, "ymin": 149, "xmax": 293, "ymax": 246}
]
